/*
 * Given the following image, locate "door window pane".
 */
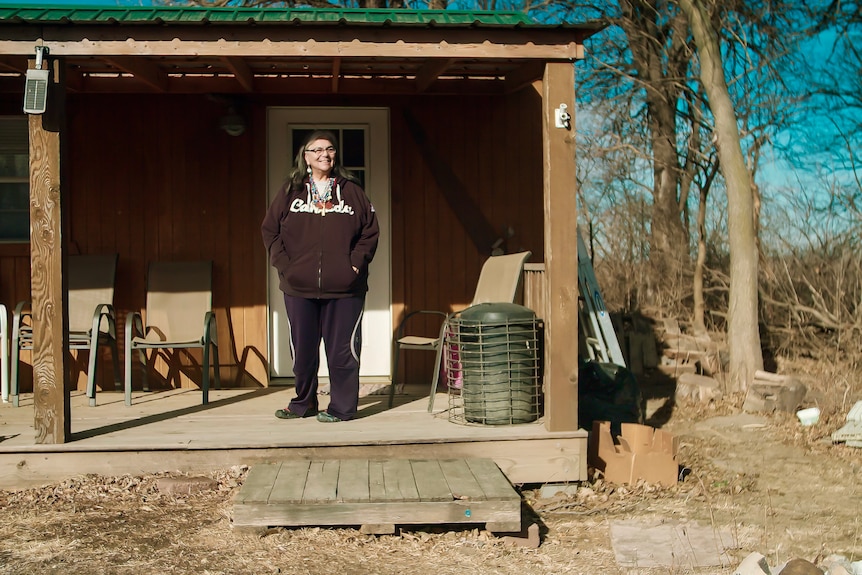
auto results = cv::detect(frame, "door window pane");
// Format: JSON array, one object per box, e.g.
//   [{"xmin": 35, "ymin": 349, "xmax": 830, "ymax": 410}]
[{"xmin": 341, "ymin": 129, "xmax": 365, "ymax": 168}]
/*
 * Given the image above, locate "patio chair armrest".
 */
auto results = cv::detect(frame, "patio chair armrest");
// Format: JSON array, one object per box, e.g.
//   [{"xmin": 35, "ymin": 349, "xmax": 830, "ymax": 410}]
[
  {"xmin": 12, "ymin": 300, "xmax": 32, "ymax": 324},
  {"xmin": 203, "ymin": 311, "xmax": 218, "ymax": 346},
  {"xmin": 11, "ymin": 300, "xmax": 32, "ymax": 345},
  {"xmin": 395, "ymin": 309, "xmax": 448, "ymax": 341},
  {"xmin": 0, "ymin": 303, "xmax": 7, "ymax": 401},
  {"xmin": 0, "ymin": 302, "xmax": 7, "ymax": 337},
  {"xmin": 124, "ymin": 311, "xmax": 144, "ymax": 345},
  {"xmin": 91, "ymin": 303, "xmax": 117, "ymax": 338}
]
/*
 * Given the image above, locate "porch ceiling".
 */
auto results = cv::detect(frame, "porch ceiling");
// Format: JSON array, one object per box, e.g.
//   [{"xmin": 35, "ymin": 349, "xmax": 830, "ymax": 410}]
[
  {"xmin": 0, "ymin": 52, "xmax": 553, "ymax": 96},
  {"xmin": 0, "ymin": 7, "xmax": 601, "ymax": 96}
]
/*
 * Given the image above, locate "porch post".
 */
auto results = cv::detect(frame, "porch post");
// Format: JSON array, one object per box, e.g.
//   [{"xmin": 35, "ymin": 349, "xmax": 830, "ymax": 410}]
[
  {"xmin": 542, "ymin": 62, "xmax": 579, "ymax": 432},
  {"xmin": 27, "ymin": 56, "xmax": 71, "ymax": 443}
]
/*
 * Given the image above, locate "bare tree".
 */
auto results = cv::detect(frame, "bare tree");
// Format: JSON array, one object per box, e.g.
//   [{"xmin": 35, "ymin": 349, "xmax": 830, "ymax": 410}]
[
  {"xmin": 616, "ymin": 1, "xmax": 693, "ymax": 278},
  {"xmin": 572, "ymin": 1, "xmax": 803, "ymax": 304},
  {"xmin": 676, "ymin": 0, "xmax": 763, "ymax": 391}
]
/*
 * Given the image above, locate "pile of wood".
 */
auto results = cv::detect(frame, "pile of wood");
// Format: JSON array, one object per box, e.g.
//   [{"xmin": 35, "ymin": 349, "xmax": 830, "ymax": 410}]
[
  {"xmin": 656, "ymin": 318, "xmax": 724, "ymax": 378},
  {"xmin": 742, "ymin": 370, "xmax": 808, "ymax": 414},
  {"xmin": 621, "ymin": 316, "xmax": 723, "ymax": 380}
]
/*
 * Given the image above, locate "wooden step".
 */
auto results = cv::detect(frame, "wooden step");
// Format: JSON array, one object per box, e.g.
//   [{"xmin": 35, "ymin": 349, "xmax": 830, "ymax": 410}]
[{"xmin": 232, "ymin": 458, "xmax": 522, "ymax": 534}]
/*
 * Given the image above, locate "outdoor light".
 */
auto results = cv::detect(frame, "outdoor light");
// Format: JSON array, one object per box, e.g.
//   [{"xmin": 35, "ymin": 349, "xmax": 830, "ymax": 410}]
[
  {"xmin": 554, "ymin": 103, "xmax": 571, "ymax": 130},
  {"xmin": 218, "ymin": 107, "xmax": 246, "ymax": 136},
  {"xmin": 23, "ymin": 46, "xmax": 50, "ymax": 115}
]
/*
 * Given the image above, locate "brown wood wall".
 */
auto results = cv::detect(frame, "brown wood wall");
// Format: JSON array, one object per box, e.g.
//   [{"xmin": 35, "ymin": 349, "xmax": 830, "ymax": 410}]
[{"xmin": 0, "ymin": 86, "xmax": 545, "ymax": 393}]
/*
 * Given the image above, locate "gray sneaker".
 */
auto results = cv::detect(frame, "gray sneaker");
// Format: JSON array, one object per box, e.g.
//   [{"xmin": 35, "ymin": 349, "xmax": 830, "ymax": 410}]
[{"xmin": 316, "ymin": 411, "xmax": 343, "ymax": 423}]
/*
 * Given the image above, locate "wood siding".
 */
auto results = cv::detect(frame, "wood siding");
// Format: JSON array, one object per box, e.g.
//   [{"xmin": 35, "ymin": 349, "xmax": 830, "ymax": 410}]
[{"xmin": 0, "ymin": 87, "xmax": 545, "ymax": 392}]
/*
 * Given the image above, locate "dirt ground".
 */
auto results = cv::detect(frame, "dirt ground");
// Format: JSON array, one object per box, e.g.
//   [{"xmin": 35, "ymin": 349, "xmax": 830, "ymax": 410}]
[{"xmin": 1, "ymin": 362, "xmax": 860, "ymax": 575}]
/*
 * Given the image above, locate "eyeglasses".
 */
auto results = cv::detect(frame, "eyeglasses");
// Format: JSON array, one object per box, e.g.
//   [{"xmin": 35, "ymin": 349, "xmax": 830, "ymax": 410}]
[{"xmin": 305, "ymin": 146, "xmax": 336, "ymax": 155}]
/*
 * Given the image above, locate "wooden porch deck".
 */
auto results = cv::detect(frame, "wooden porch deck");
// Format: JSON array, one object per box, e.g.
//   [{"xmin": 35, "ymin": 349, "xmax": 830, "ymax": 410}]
[{"xmin": 0, "ymin": 385, "xmax": 588, "ymax": 491}]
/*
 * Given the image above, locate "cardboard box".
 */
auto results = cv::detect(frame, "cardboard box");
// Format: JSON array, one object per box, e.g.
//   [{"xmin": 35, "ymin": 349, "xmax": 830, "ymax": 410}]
[{"xmin": 588, "ymin": 421, "xmax": 680, "ymax": 487}]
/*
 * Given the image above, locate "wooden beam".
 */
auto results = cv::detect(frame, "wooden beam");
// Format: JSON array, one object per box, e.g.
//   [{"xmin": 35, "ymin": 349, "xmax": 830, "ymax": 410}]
[
  {"xmin": 0, "ymin": 57, "xmax": 26, "ymax": 74},
  {"xmin": 63, "ymin": 69, "xmax": 83, "ymax": 93},
  {"xmin": 0, "ymin": 39, "xmax": 581, "ymax": 60},
  {"xmin": 0, "ymin": 27, "xmax": 585, "ymax": 60},
  {"xmin": 504, "ymin": 61, "xmax": 545, "ymax": 93},
  {"xmin": 222, "ymin": 56, "xmax": 254, "ymax": 92},
  {"xmin": 0, "ymin": 75, "xmax": 513, "ymax": 96},
  {"xmin": 28, "ymin": 57, "xmax": 70, "ymax": 444},
  {"xmin": 415, "ymin": 58, "xmax": 453, "ymax": 93},
  {"xmin": 331, "ymin": 57, "xmax": 341, "ymax": 93},
  {"xmin": 542, "ymin": 62, "xmax": 579, "ymax": 432},
  {"xmin": 104, "ymin": 56, "xmax": 168, "ymax": 92}
]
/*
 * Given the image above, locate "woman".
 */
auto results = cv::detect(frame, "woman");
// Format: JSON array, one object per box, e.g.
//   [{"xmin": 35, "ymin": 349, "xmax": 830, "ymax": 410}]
[{"xmin": 261, "ymin": 130, "xmax": 379, "ymax": 422}]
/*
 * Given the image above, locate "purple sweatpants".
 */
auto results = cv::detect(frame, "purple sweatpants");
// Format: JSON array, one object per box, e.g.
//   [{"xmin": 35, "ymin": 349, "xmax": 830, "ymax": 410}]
[{"xmin": 283, "ymin": 294, "xmax": 364, "ymax": 420}]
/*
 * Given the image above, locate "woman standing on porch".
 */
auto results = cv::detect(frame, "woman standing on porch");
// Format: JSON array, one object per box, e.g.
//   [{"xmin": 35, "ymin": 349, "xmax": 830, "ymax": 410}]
[{"xmin": 262, "ymin": 130, "xmax": 380, "ymax": 423}]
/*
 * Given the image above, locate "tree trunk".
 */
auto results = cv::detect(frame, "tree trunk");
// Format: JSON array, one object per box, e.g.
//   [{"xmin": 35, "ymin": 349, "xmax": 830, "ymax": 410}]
[
  {"xmin": 619, "ymin": 1, "xmax": 690, "ymax": 281},
  {"xmin": 693, "ymin": 184, "xmax": 708, "ymax": 336},
  {"xmin": 678, "ymin": 0, "xmax": 763, "ymax": 392},
  {"xmin": 648, "ymin": 95, "xmax": 690, "ymax": 278}
]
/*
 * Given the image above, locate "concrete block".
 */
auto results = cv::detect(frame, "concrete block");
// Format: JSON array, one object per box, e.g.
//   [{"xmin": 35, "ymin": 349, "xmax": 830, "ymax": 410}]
[
  {"xmin": 734, "ymin": 551, "xmax": 771, "ymax": 575},
  {"xmin": 676, "ymin": 373, "xmax": 723, "ymax": 403}
]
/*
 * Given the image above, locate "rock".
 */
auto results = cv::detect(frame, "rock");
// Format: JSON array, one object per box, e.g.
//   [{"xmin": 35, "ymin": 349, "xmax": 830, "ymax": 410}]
[
  {"xmin": 778, "ymin": 558, "xmax": 823, "ymax": 575},
  {"xmin": 820, "ymin": 554, "xmax": 852, "ymax": 575},
  {"xmin": 734, "ymin": 551, "xmax": 771, "ymax": 575},
  {"xmin": 676, "ymin": 373, "xmax": 723, "ymax": 403},
  {"xmin": 157, "ymin": 476, "xmax": 218, "ymax": 495},
  {"xmin": 501, "ymin": 522, "xmax": 540, "ymax": 548},
  {"xmin": 538, "ymin": 483, "xmax": 578, "ymax": 498}
]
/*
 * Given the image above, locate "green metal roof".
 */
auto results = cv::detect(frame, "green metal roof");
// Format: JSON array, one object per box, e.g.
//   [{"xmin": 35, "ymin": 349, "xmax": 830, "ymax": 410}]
[{"xmin": 0, "ymin": 5, "xmax": 548, "ymax": 27}]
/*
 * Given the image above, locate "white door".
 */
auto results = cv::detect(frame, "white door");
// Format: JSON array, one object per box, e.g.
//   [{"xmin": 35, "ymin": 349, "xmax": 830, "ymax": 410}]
[{"xmin": 266, "ymin": 107, "xmax": 391, "ymax": 380}]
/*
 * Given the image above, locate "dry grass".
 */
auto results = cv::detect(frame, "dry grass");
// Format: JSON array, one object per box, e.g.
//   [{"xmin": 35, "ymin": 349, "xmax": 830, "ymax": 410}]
[
  {"xmin": 1, "ymin": 354, "xmax": 861, "ymax": 575},
  {"xmin": 0, "ymin": 466, "xmax": 624, "ymax": 575}
]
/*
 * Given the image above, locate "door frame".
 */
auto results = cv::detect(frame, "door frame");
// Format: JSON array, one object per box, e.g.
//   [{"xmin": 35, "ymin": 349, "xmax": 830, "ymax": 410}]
[{"xmin": 265, "ymin": 106, "xmax": 392, "ymax": 381}]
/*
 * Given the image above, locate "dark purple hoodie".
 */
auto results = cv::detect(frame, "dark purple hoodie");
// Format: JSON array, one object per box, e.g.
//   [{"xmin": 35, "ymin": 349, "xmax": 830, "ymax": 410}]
[{"xmin": 262, "ymin": 176, "xmax": 379, "ymax": 299}]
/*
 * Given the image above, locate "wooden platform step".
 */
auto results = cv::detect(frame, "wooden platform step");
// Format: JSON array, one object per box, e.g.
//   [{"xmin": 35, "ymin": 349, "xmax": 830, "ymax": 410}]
[{"xmin": 232, "ymin": 458, "xmax": 522, "ymax": 534}]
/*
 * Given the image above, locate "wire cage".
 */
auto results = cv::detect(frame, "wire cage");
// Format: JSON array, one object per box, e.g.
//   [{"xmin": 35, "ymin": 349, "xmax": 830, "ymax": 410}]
[{"xmin": 445, "ymin": 303, "xmax": 544, "ymax": 425}]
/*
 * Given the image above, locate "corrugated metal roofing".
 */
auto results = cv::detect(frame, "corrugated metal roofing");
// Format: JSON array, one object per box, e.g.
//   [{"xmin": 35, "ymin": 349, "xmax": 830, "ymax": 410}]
[{"xmin": 0, "ymin": 5, "xmax": 545, "ymax": 27}]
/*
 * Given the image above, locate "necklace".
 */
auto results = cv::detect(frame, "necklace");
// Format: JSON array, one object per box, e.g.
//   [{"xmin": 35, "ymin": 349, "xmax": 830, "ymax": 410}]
[{"xmin": 310, "ymin": 177, "xmax": 334, "ymax": 216}]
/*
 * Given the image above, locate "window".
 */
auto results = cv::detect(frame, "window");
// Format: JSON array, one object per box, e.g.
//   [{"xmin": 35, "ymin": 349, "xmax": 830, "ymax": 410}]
[{"xmin": 0, "ymin": 116, "xmax": 29, "ymax": 242}]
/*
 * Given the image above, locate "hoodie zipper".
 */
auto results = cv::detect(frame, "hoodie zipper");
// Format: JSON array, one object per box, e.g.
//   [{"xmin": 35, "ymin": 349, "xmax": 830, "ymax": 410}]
[{"xmin": 316, "ymin": 187, "xmax": 325, "ymax": 297}]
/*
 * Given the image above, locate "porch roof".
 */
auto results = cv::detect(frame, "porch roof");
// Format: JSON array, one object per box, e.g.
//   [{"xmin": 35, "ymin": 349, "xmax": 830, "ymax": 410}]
[
  {"xmin": 0, "ymin": 5, "xmax": 553, "ymax": 27},
  {"xmin": 0, "ymin": 4, "xmax": 603, "ymax": 96}
]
